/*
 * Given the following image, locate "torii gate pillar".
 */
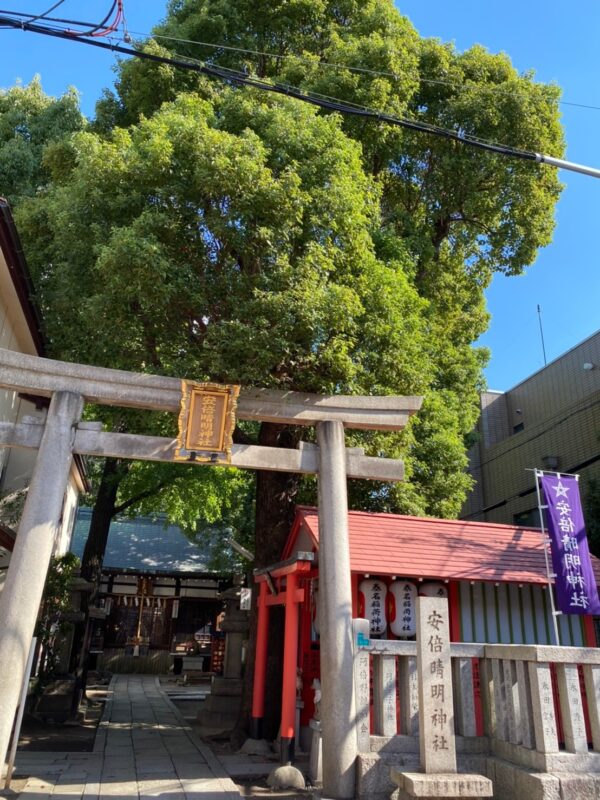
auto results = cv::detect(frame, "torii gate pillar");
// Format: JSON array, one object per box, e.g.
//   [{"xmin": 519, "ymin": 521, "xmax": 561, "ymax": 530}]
[
  {"xmin": 316, "ymin": 420, "xmax": 356, "ymax": 799},
  {"xmin": 0, "ymin": 391, "xmax": 83, "ymax": 770}
]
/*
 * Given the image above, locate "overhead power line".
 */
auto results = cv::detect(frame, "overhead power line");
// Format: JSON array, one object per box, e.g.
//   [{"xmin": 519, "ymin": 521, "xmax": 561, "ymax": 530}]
[
  {"xmin": 3, "ymin": 9, "xmax": 600, "ymax": 111},
  {"xmin": 128, "ymin": 29, "xmax": 600, "ymax": 114},
  {"xmin": 0, "ymin": 2, "xmax": 124, "ymax": 37},
  {"xmin": 25, "ymin": 1, "xmax": 66, "ymax": 27},
  {"xmin": 1, "ymin": 12, "xmax": 600, "ymax": 179}
]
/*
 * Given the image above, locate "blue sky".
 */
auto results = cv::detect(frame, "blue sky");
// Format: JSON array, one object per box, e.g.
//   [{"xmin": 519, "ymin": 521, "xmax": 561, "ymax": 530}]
[{"xmin": 0, "ymin": 1, "xmax": 598, "ymax": 390}]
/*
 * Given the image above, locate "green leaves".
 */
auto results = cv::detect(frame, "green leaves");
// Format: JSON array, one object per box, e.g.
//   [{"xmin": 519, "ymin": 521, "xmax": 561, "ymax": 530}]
[{"xmin": 0, "ymin": 78, "xmax": 84, "ymax": 205}]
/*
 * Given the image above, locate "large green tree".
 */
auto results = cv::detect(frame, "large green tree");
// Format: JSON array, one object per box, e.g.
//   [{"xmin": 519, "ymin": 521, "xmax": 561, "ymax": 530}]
[
  {"xmin": 88, "ymin": 0, "xmax": 563, "ymax": 521},
  {"xmin": 9, "ymin": 0, "xmax": 564, "ymax": 735}
]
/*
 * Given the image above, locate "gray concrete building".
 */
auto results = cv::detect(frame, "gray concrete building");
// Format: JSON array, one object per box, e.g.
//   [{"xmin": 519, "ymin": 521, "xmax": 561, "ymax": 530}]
[{"xmin": 462, "ymin": 329, "xmax": 600, "ymax": 527}]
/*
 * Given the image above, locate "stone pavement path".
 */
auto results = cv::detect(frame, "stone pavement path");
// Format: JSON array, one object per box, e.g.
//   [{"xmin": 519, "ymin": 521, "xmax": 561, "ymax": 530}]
[{"xmin": 11, "ymin": 675, "xmax": 240, "ymax": 800}]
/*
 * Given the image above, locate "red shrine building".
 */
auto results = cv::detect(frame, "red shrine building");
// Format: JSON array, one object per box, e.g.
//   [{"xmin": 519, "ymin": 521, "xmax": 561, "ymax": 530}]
[{"xmin": 251, "ymin": 506, "xmax": 600, "ymax": 757}]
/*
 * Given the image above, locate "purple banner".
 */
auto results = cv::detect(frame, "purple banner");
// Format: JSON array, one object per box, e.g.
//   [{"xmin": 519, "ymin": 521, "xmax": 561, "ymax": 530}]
[{"xmin": 541, "ymin": 474, "xmax": 600, "ymax": 615}]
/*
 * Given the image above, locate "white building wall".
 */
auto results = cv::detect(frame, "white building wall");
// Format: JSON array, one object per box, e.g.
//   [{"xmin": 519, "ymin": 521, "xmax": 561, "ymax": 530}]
[{"xmin": 0, "ymin": 248, "xmax": 40, "ymax": 491}]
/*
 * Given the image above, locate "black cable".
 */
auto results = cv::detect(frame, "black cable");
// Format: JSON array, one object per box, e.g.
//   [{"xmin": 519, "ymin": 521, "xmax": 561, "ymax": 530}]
[
  {"xmin": 0, "ymin": 12, "xmax": 541, "ymax": 165},
  {"xmin": 0, "ymin": 3, "xmax": 120, "ymax": 37},
  {"xmin": 68, "ymin": 1, "xmax": 118, "ymax": 38},
  {"xmin": 25, "ymin": 0, "xmax": 65, "ymax": 26},
  {"xmin": 0, "ymin": 7, "xmax": 109, "ymax": 28}
]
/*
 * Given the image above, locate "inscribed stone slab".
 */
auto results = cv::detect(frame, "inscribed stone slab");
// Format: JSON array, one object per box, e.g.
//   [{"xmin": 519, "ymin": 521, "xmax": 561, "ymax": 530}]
[{"xmin": 416, "ymin": 596, "xmax": 457, "ymax": 774}]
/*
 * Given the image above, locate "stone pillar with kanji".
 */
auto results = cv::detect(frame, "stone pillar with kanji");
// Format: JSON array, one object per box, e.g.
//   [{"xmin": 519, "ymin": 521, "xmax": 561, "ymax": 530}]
[
  {"xmin": 417, "ymin": 595, "xmax": 457, "ymax": 773},
  {"xmin": 390, "ymin": 595, "xmax": 492, "ymax": 799}
]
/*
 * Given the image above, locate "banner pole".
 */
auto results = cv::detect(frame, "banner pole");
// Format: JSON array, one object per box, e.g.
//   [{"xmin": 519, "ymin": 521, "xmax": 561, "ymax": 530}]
[{"xmin": 535, "ymin": 468, "xmax": 561, "ymax": 646}]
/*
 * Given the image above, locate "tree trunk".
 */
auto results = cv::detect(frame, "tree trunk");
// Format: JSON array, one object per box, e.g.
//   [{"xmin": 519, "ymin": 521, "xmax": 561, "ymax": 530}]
[
  {"xmin": 231, "ymin": 422, "xmax": 300, "ymax": 746},
  {"xmin": 81, "ymin": 458, "xmax": 128, "ymax": 581},
  {"xmin": 70, "ymin": 458, "xmax": 128, "ymax": 711}
]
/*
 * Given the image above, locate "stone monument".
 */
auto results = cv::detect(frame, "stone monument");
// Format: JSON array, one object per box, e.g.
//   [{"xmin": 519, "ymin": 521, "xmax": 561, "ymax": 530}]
[
  {"xmin": 197, "ymin": 579, "xmax": 249, "ymax": 735},
  {"xmin": 391, "ymin": 595, "xmax": 492, "ymax": 800}
]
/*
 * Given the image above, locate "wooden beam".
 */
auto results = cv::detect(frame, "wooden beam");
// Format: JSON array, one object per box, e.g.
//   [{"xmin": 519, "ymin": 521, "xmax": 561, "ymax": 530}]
[
  {"xmin": 0, "ymin": 348, "xmax": 421, "ymax": 431},
  {"xmin": 0, "ymin": 421, "xmax": 405, "ymax": 482}
]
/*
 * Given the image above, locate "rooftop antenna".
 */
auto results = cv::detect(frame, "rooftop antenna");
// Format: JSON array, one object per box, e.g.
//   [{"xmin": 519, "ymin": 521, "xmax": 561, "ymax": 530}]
[{"xmin": 537, "ymin": 304, "xmax": 547, "ymax": 366}]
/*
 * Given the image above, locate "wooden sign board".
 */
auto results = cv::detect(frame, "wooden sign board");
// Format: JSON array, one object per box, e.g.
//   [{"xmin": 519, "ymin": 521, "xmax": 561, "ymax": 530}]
[{"xmin": 175, "ymin": 380, "xmax": 240, "ymax": 464}]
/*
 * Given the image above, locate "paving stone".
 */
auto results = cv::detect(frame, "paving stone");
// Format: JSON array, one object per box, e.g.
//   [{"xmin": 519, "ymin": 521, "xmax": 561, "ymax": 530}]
[
  {"xmin": 98, "ymin": 780, "xmax": 139, "ymax": 797},
  {"xmin": 101, "ymin": 756, "xmax": 135, "ymax": 769},
  {"xmin": 137, "ymin": 779, "xmax": 184, "ymax": 796},
  {"xmin": 101, "ymin": 769, "xmax": 140, "ymax": 781},
  {"xmin": 11, "ymin": 676, "xmax": 239, "ymax": 800},
  {"xmin": 172, "ymin": 765, "xmax": 214, "ymax": 781},
  {"xmin": 139, "ymin": 792, "xmax": 184, "ymax": 800},
  {"xmin": 51, "ymin": 783, "xmax": 86, "ymax": 796},
  {"xmin": 17, "ymin": 794, "xmax": 53, "ymax": 800},
  {"xmin": 19, "ymin": 764, "xmax": 68, "ymax": 775},
  {"xmin": 21, "ymin": 778, "xmax": 54, "ymax": 792}
]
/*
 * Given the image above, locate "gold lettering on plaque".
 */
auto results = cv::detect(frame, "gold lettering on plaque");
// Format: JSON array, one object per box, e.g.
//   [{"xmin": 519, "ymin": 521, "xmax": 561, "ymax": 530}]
[{"xmin": 175, "ymin": 380, "xmax": 240, "ymax": 464}]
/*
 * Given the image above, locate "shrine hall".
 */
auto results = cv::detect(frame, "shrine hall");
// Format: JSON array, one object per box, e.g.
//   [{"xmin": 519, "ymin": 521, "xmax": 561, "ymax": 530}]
[{"xmin": 251, "ymin": 506, "xmax": 600, "ymax": 759}]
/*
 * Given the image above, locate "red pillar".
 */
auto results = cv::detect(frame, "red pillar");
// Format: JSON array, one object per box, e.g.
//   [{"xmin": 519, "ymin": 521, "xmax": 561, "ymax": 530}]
[
  {"xmin": 448, "ymin": 581, "xmax": 461, "ymax": 641},
  {"xmin": 280, "ymin": 571, "xmax": 299, "ymax": 763},
  {"xmin": 251, "ymin": 581, "xmax": 270, "ymax": 739},
  {"xmin": 583, "ymin": 615, "xmax": 597, "ymax": 647}
]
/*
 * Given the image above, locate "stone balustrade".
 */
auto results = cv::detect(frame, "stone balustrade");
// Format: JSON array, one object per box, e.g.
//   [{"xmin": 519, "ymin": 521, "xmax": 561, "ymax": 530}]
[{"xmin": 353, "ymin": 634, "xmax": 600, "ymax": 774}]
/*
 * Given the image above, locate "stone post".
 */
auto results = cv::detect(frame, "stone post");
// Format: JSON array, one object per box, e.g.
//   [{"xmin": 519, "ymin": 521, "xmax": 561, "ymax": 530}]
[
  {"xmin": 491, "ymin": 658, "xmax": 508, "ymax": 741},
  {"xmin": 556, "ymin": 663, "xmax": 587, "ymax": 753},
  {"xmin": 316, "ymin": 420, "xmax": 356, "ymax": 800},
  {"xmin": 452, "ymin": 657, "xmax": 477, "ymax": 737},
  {"xmin": 528, "ymin": 661, "xmax": 559, "ymax": 753},
  {"xmin": 221, "ymin": 586, "xmax": 249, "ymax": 680},
  {"xmin": 0, "ymin": 391, "xmax": 83, "ymax": 768},
  {"xmin": 515, "ymin": 659, "xmax": 534, "ymax": 749},
  {"xmin": 416, "ymin": 595, "xmax": 457, "ymax": 774},
  {"xmin": 390, "ymin": 597, "xmax": 492, "ymax": 799},
  {"xmin": 583, "ymin": 664, "xmax": 600, "ymax": 751},
  {"xmin": 374, "ymin": 654, "xmax": 397, "ymax": 737},
  {"xmin": 399, "ymin": 655, "xmax": 419, "ymax": 736},
  {"xmin": 353, "ymin": 617, "xmax": 371, "ymax": 754},
  {"xmin": 197, "ymin": 584, "xmax": 249, "ymax": 736}
]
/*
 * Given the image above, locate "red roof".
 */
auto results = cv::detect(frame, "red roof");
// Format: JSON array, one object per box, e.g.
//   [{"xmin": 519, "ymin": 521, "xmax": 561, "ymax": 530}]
[{"xmin": 286, "ymin": 506, "xmax": 600, "ymax": 586}]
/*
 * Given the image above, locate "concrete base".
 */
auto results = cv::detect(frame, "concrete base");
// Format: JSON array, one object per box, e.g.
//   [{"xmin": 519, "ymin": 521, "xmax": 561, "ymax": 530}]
[
  {"xmin": 35, "ymin": 678, "xmax": 77, "ymax": 722},
  {"xmin": 486, "ymin": 756, "xmax": 600, "ymax": 800},
  {"xmin": 358, "ymin": 746, "xmax": 600, "ymax": 800},
  {"xmin": 391, "ymin": 771, "xmax": 493, "ymax": 799},
  {"xmin": 196, "ymin": 676, "xmax": 242, "ymax": 734},
  {"xmin": 356, "ymin": 751, "xmax": 488, "ymax": 800}
]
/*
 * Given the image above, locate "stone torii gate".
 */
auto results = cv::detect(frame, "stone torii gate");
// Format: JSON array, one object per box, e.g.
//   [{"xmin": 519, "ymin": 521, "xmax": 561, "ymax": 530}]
[{"xmin": 0, "ymin": 347, "xmax": 421, "ymax": 799}]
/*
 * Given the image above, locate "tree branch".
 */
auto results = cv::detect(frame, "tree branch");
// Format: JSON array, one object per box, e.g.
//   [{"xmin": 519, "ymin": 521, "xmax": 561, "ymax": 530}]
[{"xmin": 113, "ymin": 479, "xmax": 172, "ymax": 516}]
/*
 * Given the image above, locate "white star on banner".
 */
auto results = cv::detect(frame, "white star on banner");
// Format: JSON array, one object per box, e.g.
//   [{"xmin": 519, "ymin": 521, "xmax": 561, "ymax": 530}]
[{"xmin": 553, "ymin": 480, "xmax": 570, "ymax": 498}]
